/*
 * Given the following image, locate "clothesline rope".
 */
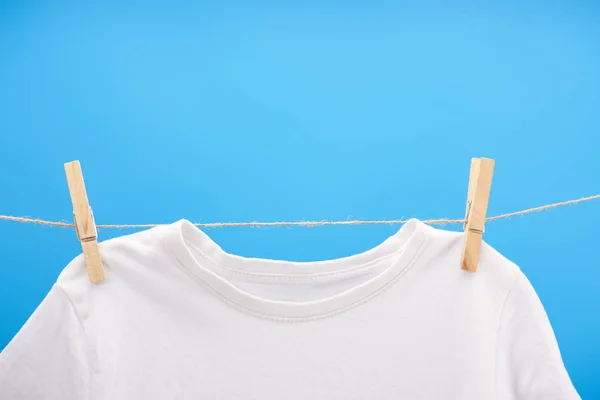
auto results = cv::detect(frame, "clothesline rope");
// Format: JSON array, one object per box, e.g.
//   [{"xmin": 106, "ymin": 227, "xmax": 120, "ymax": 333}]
[{"xmin": 0, "ymin": 194, "xmax": 598, "ymax": 229}]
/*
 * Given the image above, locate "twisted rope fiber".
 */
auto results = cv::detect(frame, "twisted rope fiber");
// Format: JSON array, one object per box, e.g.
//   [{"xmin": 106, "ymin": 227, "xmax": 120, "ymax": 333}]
[{"xmin": 0, "ymin": 194, "xmax": 598, "ymax": 229}]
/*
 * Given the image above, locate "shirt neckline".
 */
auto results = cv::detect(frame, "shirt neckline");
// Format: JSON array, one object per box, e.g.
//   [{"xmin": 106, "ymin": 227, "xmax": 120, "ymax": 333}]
[{"xmin": 162, "ymin": 218, "xmax": 431, "ymax": 321}]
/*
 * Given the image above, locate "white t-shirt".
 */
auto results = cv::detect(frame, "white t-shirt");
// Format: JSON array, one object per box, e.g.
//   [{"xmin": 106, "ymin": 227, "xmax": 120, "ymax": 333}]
[{"xmin": 0, "ymin": 219, "xmax": 580, "ymax": 399}]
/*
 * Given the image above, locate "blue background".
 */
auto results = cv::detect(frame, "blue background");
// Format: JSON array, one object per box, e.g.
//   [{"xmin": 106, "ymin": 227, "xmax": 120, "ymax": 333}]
[{"xmin": 1, "ymin": 1, "xmax": 599, "ymax": 397}]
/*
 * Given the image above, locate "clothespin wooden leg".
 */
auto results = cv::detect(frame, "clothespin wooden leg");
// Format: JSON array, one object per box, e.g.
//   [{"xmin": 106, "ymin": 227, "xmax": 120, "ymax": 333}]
[
  {"xmin": 461, "ymin": 157, "xmax": 495, "ymax": 272},
  {"xmin": 64, "ymin": 161, "xmax": 104, "ymax": 283}
]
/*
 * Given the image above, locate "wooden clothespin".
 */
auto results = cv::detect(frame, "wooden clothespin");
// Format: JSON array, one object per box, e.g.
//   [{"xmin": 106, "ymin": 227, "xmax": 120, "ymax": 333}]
[
  {"xmin": 64, "ymin": 160, "xmax": 104, "ymax": 283},
  {"xmin": 461, "ymin": 157, "xmax": 495, "ymax": 272}
]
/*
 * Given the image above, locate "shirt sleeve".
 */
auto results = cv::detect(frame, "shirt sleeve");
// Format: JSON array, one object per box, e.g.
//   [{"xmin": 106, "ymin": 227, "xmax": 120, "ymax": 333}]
[
  {"xmin": 495, "ymin": 273, "xmax": 580, "ymax": 400},
  {"xmin": 0, "ymin": 285, "xmax": 90, "ymax": 400}
]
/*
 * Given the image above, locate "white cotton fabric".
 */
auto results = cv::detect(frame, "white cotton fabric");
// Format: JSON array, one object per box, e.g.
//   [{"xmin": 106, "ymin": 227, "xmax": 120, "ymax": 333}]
[{"xmin": 0, "ymin": 219, "xmax": 580, "ymax": 399}]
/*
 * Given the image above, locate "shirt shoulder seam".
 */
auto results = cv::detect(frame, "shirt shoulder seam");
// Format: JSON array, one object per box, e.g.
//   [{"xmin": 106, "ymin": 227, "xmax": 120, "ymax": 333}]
[
  {"xmin": 493, "ymin": 271, "xmax": 524, "ymax": 400},
  {"xmin": 54, "ymin": 283, "xmax": 93, "ymax": 400}
]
